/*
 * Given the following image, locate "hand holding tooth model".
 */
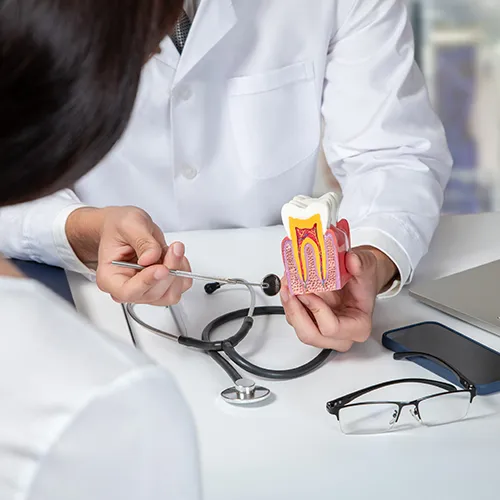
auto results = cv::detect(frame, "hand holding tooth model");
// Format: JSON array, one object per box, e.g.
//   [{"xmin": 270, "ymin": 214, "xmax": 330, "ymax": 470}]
[
  {"xmin": 281, "ymin": 193, "xmax": 351, "ymax": 296},
  {"xmin": 279, "ymin": 193, "xmax": 399, "ymax": 352}
]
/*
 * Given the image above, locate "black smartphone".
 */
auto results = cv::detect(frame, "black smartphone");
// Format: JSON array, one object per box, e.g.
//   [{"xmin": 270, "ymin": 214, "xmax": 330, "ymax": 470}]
[{"xmin": 382, "ymin": 321, "xmax": 500, "ymax": 395}]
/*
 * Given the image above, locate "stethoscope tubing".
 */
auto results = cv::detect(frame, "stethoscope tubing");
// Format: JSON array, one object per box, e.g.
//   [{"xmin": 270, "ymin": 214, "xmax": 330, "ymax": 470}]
[
  {"xmin": 201, "ymin": 306, "xmax": 332, "ymax": 381},
  {"xmin": 126, "ymin": 301, "xmax": 333, "ymax": 382},
  {"xmin": 124, "ymin": 275, "xmax": 332, "ymax": 385}
]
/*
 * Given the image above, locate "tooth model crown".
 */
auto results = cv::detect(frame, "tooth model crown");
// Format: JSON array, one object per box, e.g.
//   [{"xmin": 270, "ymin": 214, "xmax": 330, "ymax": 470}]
[{"xmin": 281, "ymin": 193, "xmax": 351, "ymax": 295}]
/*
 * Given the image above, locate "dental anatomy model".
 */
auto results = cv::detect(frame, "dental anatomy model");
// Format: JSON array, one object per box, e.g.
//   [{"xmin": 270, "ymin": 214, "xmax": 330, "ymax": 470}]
[{"xmin": 281, "ymin": 193, "xmax": 351, "ymax": 296}]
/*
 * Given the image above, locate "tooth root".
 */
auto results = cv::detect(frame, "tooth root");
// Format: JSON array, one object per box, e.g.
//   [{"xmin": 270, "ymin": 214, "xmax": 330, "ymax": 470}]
[{"xmin": 303, "ymin": 243, "xmax": 323, "ymax": 290}]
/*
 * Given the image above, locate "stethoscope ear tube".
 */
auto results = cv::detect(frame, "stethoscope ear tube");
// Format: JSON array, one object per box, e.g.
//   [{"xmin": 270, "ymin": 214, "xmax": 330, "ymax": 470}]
[{"xmin": 178, "ymin": 336, "xmax": 223, "ymax": 350}]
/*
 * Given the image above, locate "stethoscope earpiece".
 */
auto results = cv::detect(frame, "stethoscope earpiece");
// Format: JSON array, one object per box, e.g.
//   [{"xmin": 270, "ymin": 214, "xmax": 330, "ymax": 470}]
[
  {"xmin": 262, "ymin": 274, "xmax": 281, "ymax": 296},
  {"xmin": 204, "ymin": 282, "xmax": 222, "ymax": 294}
]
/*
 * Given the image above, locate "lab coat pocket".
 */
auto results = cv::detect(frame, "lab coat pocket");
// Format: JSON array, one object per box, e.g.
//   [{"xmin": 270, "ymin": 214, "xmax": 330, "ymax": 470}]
[{"xmin": 228, "ymin": 61, "xmax": 320, "ymax": 180}]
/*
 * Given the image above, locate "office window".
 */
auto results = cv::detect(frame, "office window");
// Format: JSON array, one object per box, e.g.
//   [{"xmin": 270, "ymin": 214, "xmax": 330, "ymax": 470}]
[
  {"xmin": 315, "ymin": 0, "xmax": 500, "ymax": 215},
  {"xmin": 411, "ymin": 0, "xmax": 500, "ymax": 214}
]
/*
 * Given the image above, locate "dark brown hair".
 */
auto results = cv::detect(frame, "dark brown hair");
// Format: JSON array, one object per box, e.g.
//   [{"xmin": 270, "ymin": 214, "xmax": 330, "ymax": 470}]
[{"xmin": 0, "ymin": 0, "xmax": 182, "ymax": 205}]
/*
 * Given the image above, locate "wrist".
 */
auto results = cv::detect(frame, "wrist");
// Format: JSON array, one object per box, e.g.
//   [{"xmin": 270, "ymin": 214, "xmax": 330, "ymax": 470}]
[
  {"xmin": 362, "ymin": 246, "xmax": 398, "ymax": 293},
  {"xmin": 65, "ymin": 207, "xmax": 107, "ymax": 265}
]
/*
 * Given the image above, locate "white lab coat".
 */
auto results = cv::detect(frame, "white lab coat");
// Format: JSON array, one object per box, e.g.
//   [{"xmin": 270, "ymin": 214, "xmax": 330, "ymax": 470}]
[
  {"xmin": 0, "ymin": 277, "xmax": 200, "ymax": 499},
  {"xmin": 0, "ymin": 0, "xmax": 453, "ymax": 295}
]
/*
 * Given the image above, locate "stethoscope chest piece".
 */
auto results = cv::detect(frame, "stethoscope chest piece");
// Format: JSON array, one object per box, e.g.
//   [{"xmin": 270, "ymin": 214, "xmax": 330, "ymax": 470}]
[{"xmin": 221, "ymin": 378, "xmax": 271, "ymax": 405}]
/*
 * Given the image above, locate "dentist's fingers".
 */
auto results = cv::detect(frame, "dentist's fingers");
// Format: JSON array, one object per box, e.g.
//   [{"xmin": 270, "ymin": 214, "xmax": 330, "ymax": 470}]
[
  {"xmin": 121, "ymin": 242, "xmax": 192, "ymax": 306},
  {"xmin": 103, "ymin": 208, "xmax": 167, "ymax": 267},
  {"xmin": 155, "ymin": 242, "xmax": 192, "ymax": 305},
  {"xmin": 280, "ymin": 285, "xmax": 353, "ymax": 352},
  {"xmin": 94, "ymin": 207, "xmax": 194, "ymax": 306},
  {"xmin": 96, "ymin": 207, "xmax": 173, "ymax": 303},
  {"xmin": 105, "ymin": 262, "xmax": 176, "ymax": 304},
  {"xmin": 297, "ymin": 293, "xmax": 340, "ymax": 337},
  {"xmin": 104, "ymin": 245, "xmax": 193, "ymax": 306},
  {"xmin": 314, "ymin": 289, "xmax": 342, "ymax": 309},
  {"xmin": 297, "ymin": 293, "xmax": 371, "ymax": 344}
]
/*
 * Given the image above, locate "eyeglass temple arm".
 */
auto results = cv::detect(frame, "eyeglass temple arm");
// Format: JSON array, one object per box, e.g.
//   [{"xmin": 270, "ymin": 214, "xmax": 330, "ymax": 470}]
[
  {"xmin": 325, "ymin": 377, "xmax": 456, "ymax": 416},
  {"xmin": 393, "ymin": 351, "xmax": 476, "ymax": 392}
]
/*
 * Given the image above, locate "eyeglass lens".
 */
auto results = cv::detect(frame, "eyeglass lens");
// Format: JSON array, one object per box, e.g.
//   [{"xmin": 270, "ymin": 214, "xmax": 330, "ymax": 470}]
[
  {"xmin": 338, "ymin": 391, "xmax": 471, "ymax": 435},
  {"xmin": 417, "ymin": 391, "xmax": 471, "ymax": 426}
]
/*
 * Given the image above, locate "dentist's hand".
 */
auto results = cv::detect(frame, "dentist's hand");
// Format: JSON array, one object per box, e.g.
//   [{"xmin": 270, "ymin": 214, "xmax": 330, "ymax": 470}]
[
  {"xmin": 280, "ymin": 247, "xmax": 397, "ymax": 352},
  {"xmin": 66, "ymin": 206, "xmax": 192, "ymax": 305}
]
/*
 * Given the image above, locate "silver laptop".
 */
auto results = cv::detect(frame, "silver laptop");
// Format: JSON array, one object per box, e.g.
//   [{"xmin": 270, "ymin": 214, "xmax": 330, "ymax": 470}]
[{"xmin": 409, "ymin": 259, "xmax": 500, "ymax": 336}]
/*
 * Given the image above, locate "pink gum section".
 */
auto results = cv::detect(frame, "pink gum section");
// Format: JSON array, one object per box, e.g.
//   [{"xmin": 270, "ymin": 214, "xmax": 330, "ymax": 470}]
[
  {"xmin": 282, "ymin": 239, "xmax": 305, "ymax": 295},
  {"xmin": 281, "ymin": 222, "xmax": 351, "ymax": 296}
]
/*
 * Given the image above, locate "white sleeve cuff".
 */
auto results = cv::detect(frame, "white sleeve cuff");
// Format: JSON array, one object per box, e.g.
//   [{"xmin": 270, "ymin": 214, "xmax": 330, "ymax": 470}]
[
  {"xmin": 52, "ymin": 205, "xmax": 97, "ymax": 281},
  {"xmin": 349, "ymin": 225, "xmax": 413, "ymax": 299}
]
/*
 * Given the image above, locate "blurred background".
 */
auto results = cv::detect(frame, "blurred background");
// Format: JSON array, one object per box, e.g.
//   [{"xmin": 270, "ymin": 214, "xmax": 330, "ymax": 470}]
[{"xmin": 314, "ymin": 0, "xmax": 500, "ymax": 215}]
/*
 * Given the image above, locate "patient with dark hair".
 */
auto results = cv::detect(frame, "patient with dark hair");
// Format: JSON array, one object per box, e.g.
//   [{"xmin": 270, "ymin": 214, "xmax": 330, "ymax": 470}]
[{"xmin": 0, "ymin": 1, "xmax": 200, "ymax": 499}]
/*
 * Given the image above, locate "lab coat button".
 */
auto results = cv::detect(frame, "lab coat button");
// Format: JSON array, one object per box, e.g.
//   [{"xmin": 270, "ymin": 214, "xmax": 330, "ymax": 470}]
[
  {"xmin": 182, "ymin": 165, "xmax": 198, "ymax": 180},
  {"xmin": 177, "ymin": 86, "xmax": 192, "ymax": 101}
]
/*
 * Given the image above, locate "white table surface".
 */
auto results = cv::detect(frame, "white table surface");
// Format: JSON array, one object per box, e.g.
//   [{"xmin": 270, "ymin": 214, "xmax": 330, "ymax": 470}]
[{"xmin": 67, "ymin": 212, "xmax": 500, "ymax": 500}]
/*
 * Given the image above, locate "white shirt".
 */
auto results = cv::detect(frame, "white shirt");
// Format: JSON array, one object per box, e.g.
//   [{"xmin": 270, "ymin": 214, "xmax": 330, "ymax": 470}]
[
  {"xmin": 0, "ymin": 277, "xmax": 201, "ymax": 500},
  {"xmin": 0, "ymin": 0, "xmax": 453, "ymax": 297}
]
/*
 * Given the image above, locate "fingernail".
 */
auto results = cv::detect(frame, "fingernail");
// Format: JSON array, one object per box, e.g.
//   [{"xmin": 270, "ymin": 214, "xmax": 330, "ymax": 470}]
[
  {"xmin": 281, "ymin": 287, "xmax": 289, "ymax": 303},
  {"xmin": 172, "ymin": 242, "xmax": 184, "ymax": 258},
  {"xmin": 298, "ymin": 295, "xmax": 310, "ymax": 307},
  {"xmin": 348, "ymin": 251, "xmax": 362, "ymax": 268}
]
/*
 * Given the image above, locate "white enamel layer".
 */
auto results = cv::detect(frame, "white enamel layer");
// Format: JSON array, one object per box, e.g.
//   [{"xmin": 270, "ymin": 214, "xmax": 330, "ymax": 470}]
[{"xmin": 281, "ymin": 192, "xmax": 340, "ymax": 238}]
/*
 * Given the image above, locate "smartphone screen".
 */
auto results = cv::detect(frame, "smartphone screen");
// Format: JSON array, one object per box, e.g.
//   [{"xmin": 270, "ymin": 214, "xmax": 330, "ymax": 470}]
[{"xmin": 384, "ymin": 322, "xmax": 500, "ymax": 386}]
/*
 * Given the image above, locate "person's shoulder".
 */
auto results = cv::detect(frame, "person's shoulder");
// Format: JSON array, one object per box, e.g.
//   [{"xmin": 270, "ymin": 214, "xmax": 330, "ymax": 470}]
[
  {"xmin": 24, "ymin": 364, "xmax": 200, "ymax": 500},
  {"xmin": 0, "ymin": 278, "xmax": 159, "ymax": 398},
  {"xmin": 0, "ymin": 278, "xmax": 199, "ymax": 499}
]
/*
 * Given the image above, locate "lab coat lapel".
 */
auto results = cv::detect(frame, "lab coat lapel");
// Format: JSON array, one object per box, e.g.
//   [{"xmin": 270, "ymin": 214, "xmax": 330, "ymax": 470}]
[
  {"xmin": 154, "ymin": 37, "xmax": 180, "ymax": 70},
  {"xmin": 173, "ymin": 0, "xmax": 237, "ymax": 85}
]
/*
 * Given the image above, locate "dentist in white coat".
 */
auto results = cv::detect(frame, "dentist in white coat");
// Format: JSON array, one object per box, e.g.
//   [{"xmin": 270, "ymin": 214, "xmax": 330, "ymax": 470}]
[{"xmin": 0, "ymin": 0, "xmax": 453, "ymax": 352}]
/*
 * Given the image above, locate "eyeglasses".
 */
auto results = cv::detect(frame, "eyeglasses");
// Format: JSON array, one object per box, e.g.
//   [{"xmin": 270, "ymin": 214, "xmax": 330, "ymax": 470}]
[{"xmin": 326, "ymin": 352, "xmax": 477, "ymax": 435}]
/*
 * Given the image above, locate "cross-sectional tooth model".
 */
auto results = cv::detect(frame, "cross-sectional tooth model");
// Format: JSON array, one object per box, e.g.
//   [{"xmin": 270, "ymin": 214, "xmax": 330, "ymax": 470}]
[{"xmin": 281, "ymin": 193, "xmax": 351, "ymax": 296}]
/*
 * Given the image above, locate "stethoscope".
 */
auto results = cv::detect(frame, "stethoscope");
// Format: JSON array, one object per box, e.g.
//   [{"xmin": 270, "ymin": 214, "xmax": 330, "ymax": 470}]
[{"xmin": 113, "ymin": 261, "xmax": 333, "ymax": 405}]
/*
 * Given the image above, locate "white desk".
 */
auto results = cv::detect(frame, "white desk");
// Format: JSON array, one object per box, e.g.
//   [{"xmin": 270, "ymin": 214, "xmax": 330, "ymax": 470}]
[{"xmin": 67, "ymin": 213, "xmax": 500, "ymax": 500}]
